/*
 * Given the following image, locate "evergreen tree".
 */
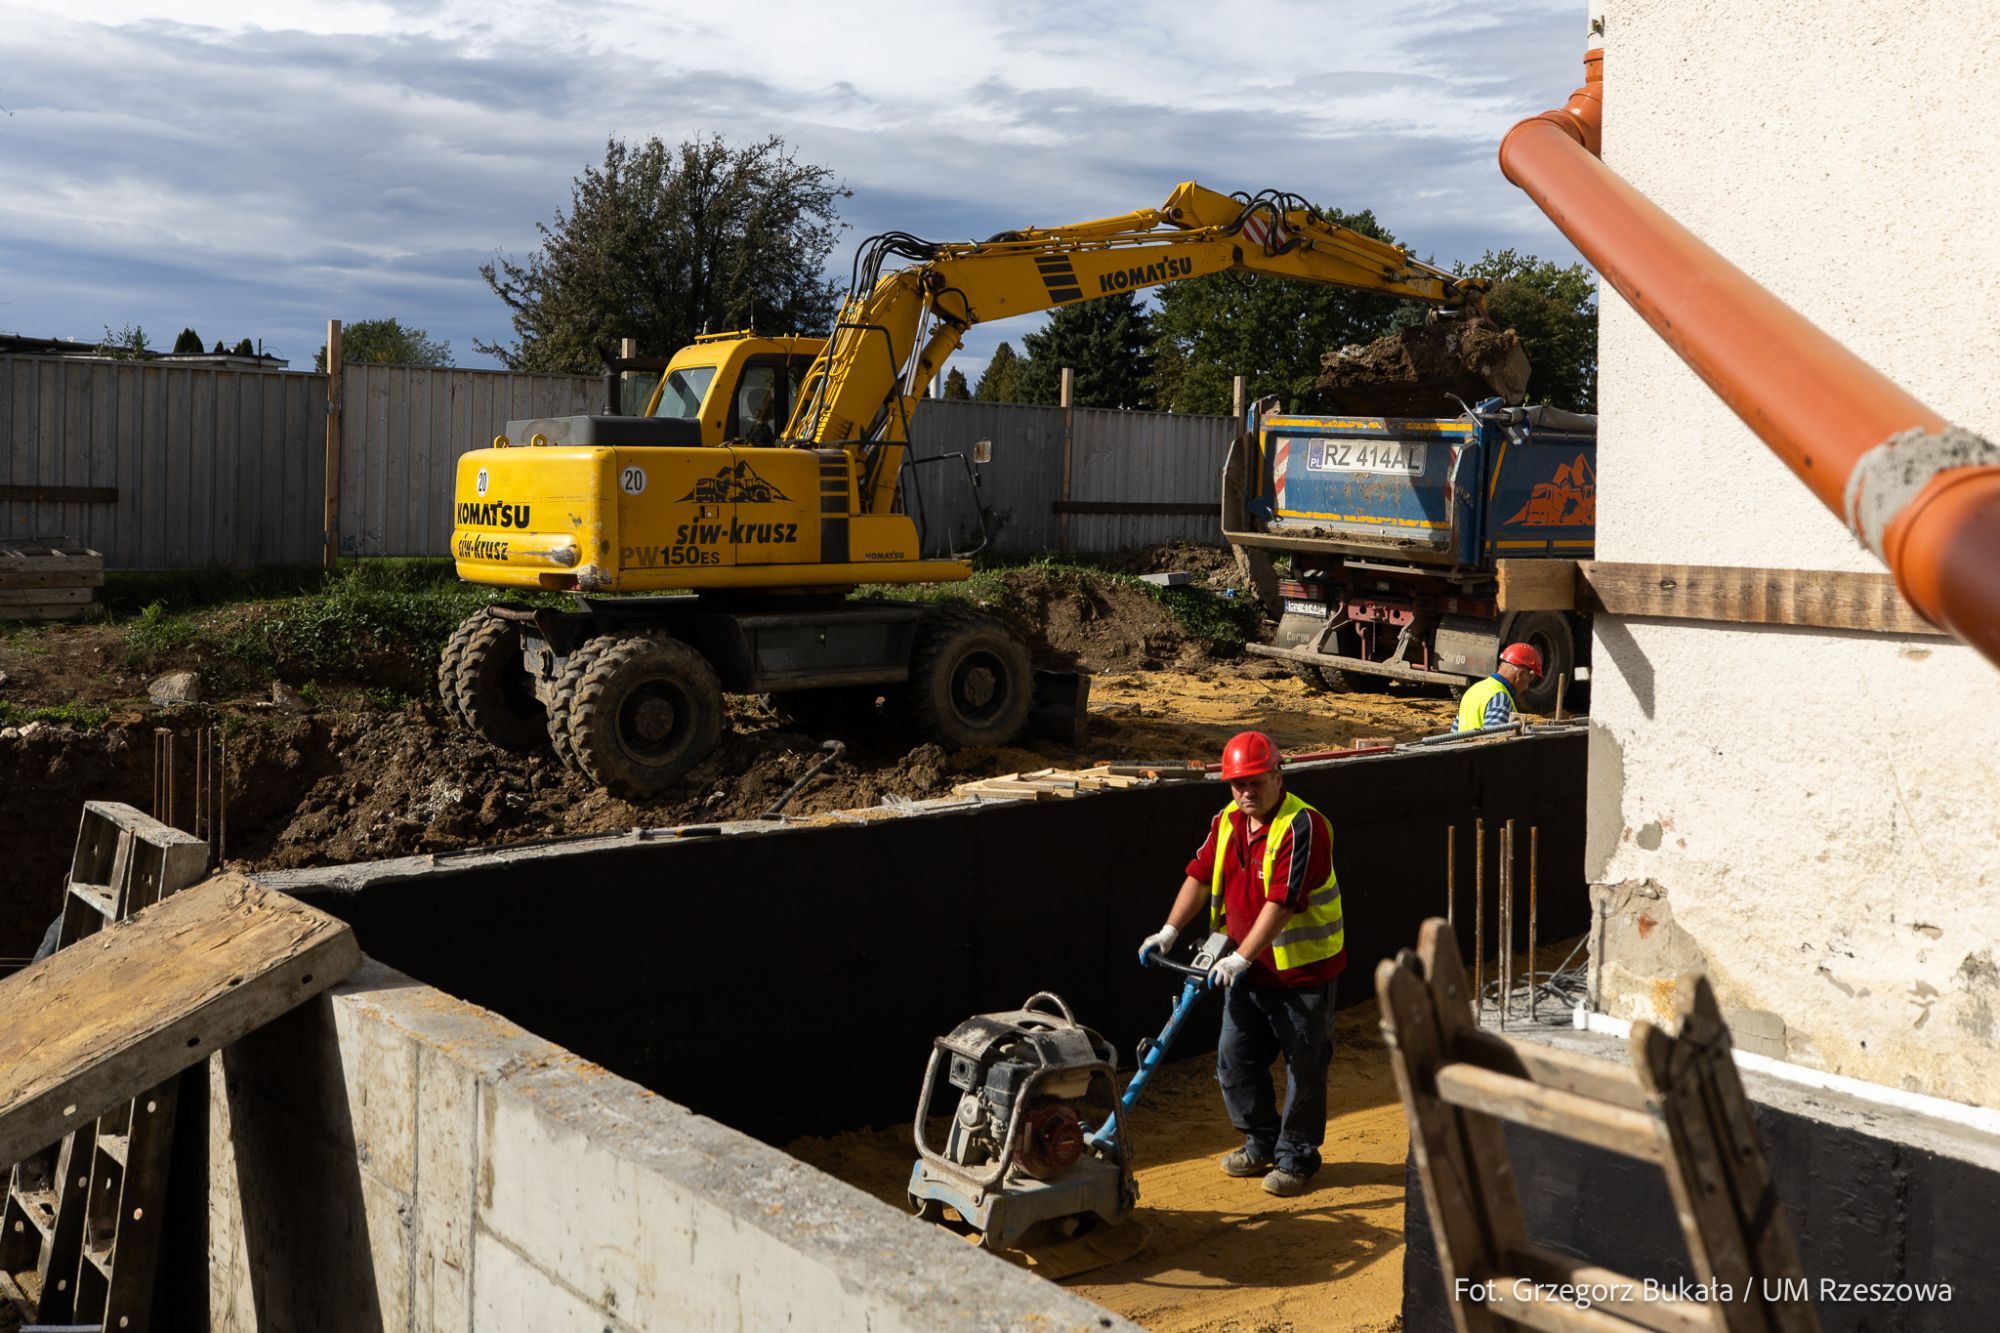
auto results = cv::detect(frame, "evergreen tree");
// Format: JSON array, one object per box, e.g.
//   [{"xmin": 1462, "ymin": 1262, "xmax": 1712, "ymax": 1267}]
[
  {"xmin": 172, "ymin": 327, "xmax": 203, "ymax": 354},
  {"xmin": 973, "ymin": 342, "xmax": 1023, "ymax": 403},
  {"xmin": 479, "ymin": 134, "xmax": 847, "ymax": 374},
  {"xmin": 1014, "ymin": 291, "xmax": 1153, "ymax": 409},
  {"xmin": 212, "ymin": 340, "xmax": 226, "ymax": 355},
  {"xmin": 233, "ymin": 338, "xmax": 255, "ymax": 357},
  {"xmin": 940, "ymin": 367, "xmax": 970, "ymax": 400}
]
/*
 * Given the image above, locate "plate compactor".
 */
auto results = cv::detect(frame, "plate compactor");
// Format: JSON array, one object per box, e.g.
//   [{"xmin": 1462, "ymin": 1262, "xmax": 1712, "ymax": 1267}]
[{"xmin": 907, "ymin": 933, "xmax": 1235, "ymax": 1261}]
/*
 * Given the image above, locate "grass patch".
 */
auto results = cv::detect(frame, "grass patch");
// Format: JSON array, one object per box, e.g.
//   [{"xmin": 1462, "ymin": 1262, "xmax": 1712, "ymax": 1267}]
[
  {"xmin": 123, "ymin": 601, "xmax": 203, "ymax": 665},
  {"xmin": 0, "ymin": 700, "xmax": 112, "ymax": 730}
]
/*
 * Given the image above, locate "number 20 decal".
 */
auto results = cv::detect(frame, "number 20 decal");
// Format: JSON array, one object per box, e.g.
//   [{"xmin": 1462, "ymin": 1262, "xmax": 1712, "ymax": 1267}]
[{"xmin": 620, "ymin": 467, "xmax": 647, "ymax": 495}]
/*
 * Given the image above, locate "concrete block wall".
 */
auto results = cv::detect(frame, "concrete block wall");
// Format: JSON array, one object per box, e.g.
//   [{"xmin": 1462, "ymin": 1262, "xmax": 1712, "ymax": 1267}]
[
  {"xmin": 1586, "ymin": 3, "xmax": 2000, "ymax": 1104},
  {"xmin": 198, "ymin": 959, "xmax": 1136, "ymax": 1332}
]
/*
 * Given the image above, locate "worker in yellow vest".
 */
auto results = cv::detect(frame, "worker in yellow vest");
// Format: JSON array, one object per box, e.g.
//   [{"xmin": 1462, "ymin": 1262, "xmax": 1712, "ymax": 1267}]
[
  {"xmin": 1454, "ymin": 642, "xmax": 1544, "ymax": 732},
  {"xmin": 1137, "ymin": 731, "xmax": 1343, "ymax": 1197}
]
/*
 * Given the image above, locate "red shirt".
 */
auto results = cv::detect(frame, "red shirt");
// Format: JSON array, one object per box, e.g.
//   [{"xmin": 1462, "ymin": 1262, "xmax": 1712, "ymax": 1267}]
[{"xmin": 1185, "ymin": 800, "xmax": 1342, "ymax": 988}]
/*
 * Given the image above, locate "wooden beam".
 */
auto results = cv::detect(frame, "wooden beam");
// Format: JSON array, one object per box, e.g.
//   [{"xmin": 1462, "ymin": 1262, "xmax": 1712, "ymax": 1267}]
[
  {"xmin": 0, "ymin": 876, "xmax": 360, "ymax": 1168},
  {"xmin": 0, "ymin": 486, "xmax": 118, "ymax": 505},
  {"xmin": 1579, "ymin": 561, "xmax": 1944, "ymax": 636},
  {"xmin": 1435, "ymin": 1063, "xmax": 1664, "ymax": 1164},
  {"xmin": 1496, "ymin": 558, "xmax": 1578, "ymax": 611},
  {"xmin": 1053, "ymin": 501, "xmax": 1213, "ymax": 516}
]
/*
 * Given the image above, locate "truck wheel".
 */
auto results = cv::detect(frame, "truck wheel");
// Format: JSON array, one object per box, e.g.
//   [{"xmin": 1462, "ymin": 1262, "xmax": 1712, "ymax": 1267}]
[
  {"xmin": 567, "ymin": 634, "xmax": 724, "ymax": 798},
  {"xmin": 546, "ymin": 638, "xmax": 606, "ymax": 773},
  {"xmin": 456, "ymin": 616, "xmax": 548, "ymax": 753},
  {"xmin": 436, "ymin": 614, "xmax": 482, "ymax": 728},
  {"xmin": 908, "ymin": 606, "xmax": 1033, "ymax": 749},
  {"xmin": 1505, "ymin": 612, "xmax": 1574, "ymax": 714}
]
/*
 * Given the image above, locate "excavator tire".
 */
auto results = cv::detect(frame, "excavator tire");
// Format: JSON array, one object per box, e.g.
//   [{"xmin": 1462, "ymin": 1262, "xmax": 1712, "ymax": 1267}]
[
  {"xmin": 436, "ymin": 614, "xmax": 482, "ymax": 728},
  {"xmin": 567, "ymin": 633, "xmax": 724, "ymax": 798},
  {"xmin": 455, "ymin": 615, "xmax": 549, "ymax": 754},
  {"xmin": 907, "ymin": 604, "xmax": 1033, "ymax": 750},
  {"xmin": 546, "ymin": 637, "xmax": 606, "ymax": 773},
  {"xmin": 1504, "ymin": 612, "xmax": 1574, "ymax": 715}
]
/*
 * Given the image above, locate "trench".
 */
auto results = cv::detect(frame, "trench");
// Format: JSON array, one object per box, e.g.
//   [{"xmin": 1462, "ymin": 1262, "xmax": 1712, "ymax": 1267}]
[{"xmin": 252, "ymin": 729, "xmax": 1588, "ymax": 1326}]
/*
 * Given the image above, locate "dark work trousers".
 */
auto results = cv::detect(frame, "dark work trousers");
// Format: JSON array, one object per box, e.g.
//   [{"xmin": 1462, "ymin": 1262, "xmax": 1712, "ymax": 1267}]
[{"xmin": 1215, "ymin": 977, "xmax": 1337, "ymax": 1176}]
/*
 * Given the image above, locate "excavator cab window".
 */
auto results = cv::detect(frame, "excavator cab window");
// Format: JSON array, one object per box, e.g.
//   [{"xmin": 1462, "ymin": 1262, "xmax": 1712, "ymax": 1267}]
[
  {"xmin": 650, "ymin": 365, "xmax": 715, "ymax": 420},
  {"xmin": 727, "ymin": 357, "xmax": 809, "ymax": 445}
]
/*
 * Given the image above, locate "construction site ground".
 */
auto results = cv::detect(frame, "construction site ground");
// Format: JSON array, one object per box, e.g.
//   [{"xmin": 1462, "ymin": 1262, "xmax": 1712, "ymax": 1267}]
[
  {"xmin": 0, "ymin": 549, "xmax": 1459, "ymax": 958},
  {"xmin": 793, "ymin": 997, "xmax": 1410, "ymax": 1333}
]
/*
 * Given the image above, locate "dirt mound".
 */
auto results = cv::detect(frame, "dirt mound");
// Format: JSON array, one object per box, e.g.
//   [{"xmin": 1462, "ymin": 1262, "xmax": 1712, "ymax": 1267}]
[
  {"xmin": 1096, "ymin": 541, "xmax": 1239, "ymax": 583},
  {"xmin": 986, "ymin": 572, "xmax": 1217, "ymax": 672},
  {"xmin": 1313, "ymin": 319, "xmax": 1531, "ymax": 417}
]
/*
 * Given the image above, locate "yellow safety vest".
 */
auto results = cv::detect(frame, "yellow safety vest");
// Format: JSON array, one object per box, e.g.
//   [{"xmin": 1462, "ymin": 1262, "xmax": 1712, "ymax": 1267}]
[
  {"xmin": 1456, "ymin": 674, "xmax": 1516, "ymax": 733},
  {"xmin": 1210, "ymin": 791, "xmax": 1344, "ymax": 972}
]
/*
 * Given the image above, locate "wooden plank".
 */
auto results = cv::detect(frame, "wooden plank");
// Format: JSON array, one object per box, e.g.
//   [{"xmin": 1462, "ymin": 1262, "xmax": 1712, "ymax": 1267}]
[
  {"xmin": 1434, "ymin": 1063, "xmax": 1664, "ymax": 1164},
  {"xmin": 213, "ymin": 370, "xmax": 240, "ymax": 568},
  {"xmin": 0, "ymin": 603, "xmax": 85, "ymax": 622},
  {"xmin": 0, "ymin": 587, "xmax": 93, "ymax": 606},
  {"xmin": 1502, "ymin": 1247, "xmax": 1725, "ymax": 1333},
  {"xmin": 0, "ymin": 876, "xmax": 361, "ymax": 1169},
  {"xmin": 1377, "ymin": 929, "xmax": 1509, "ymax": 1333},
  {"xmin": 0, "ymin": 482, "xmax": 115, "ymax": 505},
  {"xmin": 1454, "ymin": 1028, "xmax": 1650, "ymax": 1112},
  {"xmin": 1496, "ymin": 558, "xmax": 1578, "ymax": 611},
  {"xmin": 1580, "ymin": 561, "xmax": 1943, "ymax": 636}
]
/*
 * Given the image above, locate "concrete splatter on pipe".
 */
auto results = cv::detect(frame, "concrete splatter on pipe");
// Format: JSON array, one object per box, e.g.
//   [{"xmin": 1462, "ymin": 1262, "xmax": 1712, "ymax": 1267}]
[{"xmin": 1498, "ymin": 39, "xmax": 2000, "ymax": 671}]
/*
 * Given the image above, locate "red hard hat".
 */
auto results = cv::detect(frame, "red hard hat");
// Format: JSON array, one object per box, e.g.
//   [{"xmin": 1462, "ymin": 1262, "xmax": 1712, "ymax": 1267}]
[
  {"xmin": 1499, "ymin": 642, "xmax": 1545, "ymax": 679},
  {"xmin": 1220, "ymin": 731, "xmax": 1281, "ymax": 780}
]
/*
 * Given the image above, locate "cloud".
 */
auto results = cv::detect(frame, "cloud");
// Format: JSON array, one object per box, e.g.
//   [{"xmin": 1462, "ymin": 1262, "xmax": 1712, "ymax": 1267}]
[{"xmin": 0, "ymin": 0, "xmax": 1592, "ymax": 378}]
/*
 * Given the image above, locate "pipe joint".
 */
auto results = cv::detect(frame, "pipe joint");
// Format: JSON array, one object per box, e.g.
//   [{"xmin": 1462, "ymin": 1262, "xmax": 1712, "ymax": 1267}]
[{"xmin": 1843, "ymin": 425, "xmax": 2000, "ymax": 561}]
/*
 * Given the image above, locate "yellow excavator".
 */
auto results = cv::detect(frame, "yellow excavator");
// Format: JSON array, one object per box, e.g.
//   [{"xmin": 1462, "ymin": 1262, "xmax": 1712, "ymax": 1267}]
[{"xmin": 439, "ymin": 182, "xmax": 1501, "ymax": 797}]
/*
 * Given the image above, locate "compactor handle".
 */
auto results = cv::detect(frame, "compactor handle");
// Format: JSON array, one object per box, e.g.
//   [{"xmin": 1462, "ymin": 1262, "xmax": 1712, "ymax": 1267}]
[{"xmin": 1142, "ymin": 930, "xmax": 1236, "ymax": 980}]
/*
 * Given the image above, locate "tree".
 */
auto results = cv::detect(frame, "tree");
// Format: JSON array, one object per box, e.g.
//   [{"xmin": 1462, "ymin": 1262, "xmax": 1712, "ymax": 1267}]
[
  {"xmin": 211, "ymin": 340, "xmax": 226, "ymax": 355},
  {"xmin": 1147, "ymin": 206, "xmax": 1411, "ymax": 414},
  {"xmin": 940, "ymin": 367, "xmax": 970, "ymax": 400},
  {"xmin": 973, "ymin": 342, "xmax": 1023, "ymax": 403},
  {"xmin": 233, "ymin": 338, "xmax": 255, "ymax": 357},
  {"xmin": 313, "ymin": 318, "xmax": 454, "ymax": 372},
  {"xmin": 478, "ymin": 134, "xmax": 848, "ymax": 374},
  {"xmin": 1015, "ymin": 291, "xmax": 1154, "ymax": 409},
  {"xmin": 172, "ymin": 327, "xmax": 204, "ymax": 354},
  {"xmin": 1462, "ymin": 249, "xmax": 1598, "ymax": 411}
]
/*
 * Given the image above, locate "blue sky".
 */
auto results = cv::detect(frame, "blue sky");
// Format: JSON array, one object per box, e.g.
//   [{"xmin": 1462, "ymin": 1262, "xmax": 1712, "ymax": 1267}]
[{"xmin": 0, "ymin": 0, "xmax": 1593, "ymax": 381}]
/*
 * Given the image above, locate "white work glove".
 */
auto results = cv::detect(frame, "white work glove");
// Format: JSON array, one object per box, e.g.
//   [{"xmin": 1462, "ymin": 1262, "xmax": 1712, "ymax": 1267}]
[
  {"xmin": 1137, "ymin": 924, "xmax": 1180, "ymax": 965},
  {"xmin": 1208, "ymin": 954, "xmax": 1251, "ymax": 989}
]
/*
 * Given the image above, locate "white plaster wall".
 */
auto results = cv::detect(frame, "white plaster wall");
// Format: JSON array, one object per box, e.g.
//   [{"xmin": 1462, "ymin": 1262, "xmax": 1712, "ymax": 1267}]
[{"xmin": 1587, "ymin": 3, "xmax": 2000, "ymax": 1102}]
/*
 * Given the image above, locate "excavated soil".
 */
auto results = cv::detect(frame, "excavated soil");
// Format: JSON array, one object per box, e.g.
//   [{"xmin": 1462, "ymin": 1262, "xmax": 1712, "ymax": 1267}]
[
  {"xmin": 0, "ymin": 555, "xmax": 1458, "ymax": 956},
  {"xmin": 790, "ymin": 998, "xmax": 1408, "ymax": 1332},
  {"xmin": 1314, "ymin": 320, "xmax": 1530, "ymax": 416}
]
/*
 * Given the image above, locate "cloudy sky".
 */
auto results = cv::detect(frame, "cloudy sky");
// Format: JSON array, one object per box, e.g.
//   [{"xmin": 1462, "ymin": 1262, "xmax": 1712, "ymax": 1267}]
[{"xmin": 0, "ymin": 0, "xmax": 1593, "ymax": 379}]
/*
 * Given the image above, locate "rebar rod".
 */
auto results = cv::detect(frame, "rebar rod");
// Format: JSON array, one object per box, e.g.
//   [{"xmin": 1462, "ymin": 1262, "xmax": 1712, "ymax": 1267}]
[
  {"xmin": 1446, "ymin": 824, "xmax": 1456, "ymax": 928},
  {"xmin": 1473, "ymin": 817, "xmax": 1485, "ymax": 1025},
  {"xmin": 1529, "ymin": 825, "xmax": 1540, "ymax": 1022},
  {"xmin": 1500, "ymin": 820, "xmax": 1514, "ymax": 1030}
]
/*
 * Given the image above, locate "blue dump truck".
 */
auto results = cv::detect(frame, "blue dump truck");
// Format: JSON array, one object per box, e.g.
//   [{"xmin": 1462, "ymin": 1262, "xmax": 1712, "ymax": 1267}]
[{"xmin": 1222, "ymin": 401, "xmax": 1597, "ymax": 712}]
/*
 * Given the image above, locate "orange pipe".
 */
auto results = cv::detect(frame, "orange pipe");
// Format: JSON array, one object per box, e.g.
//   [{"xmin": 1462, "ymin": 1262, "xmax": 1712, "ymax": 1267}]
[{"xmin": 1498, "ymin": 46, "xmax": 2000, "ymax": 670}]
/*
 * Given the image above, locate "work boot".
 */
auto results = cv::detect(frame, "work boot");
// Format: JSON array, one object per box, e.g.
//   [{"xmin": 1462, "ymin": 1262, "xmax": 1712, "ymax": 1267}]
[
  {"xmin": 1262, "ymin": 1168, "xmax": 1310, "ymax": 1197},
  {"xmin": 1220, "ymin": 1147, "xmax": 1274, "ymax": 1178}
]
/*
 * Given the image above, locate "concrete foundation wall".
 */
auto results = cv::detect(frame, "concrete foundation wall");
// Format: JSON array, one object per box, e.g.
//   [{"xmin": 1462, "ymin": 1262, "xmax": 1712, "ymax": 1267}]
[
  {"xmin": 258, "ymin": 732, "xmax": 1587, "ymax": 1145},
  {"xmin": 1588, "ymin": 3, "xmax": 2000, "ymax": 1100},
  {"xmin": 196, "ymin": 958, "xmax": 1136, "ymax": 1331}
]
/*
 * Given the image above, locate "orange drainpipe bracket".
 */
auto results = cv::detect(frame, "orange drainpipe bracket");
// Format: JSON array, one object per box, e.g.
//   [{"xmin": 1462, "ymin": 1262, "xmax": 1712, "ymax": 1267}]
[{"xmin": 1498, "ymin": 40, "xmax": 2000, "ymax": 671}]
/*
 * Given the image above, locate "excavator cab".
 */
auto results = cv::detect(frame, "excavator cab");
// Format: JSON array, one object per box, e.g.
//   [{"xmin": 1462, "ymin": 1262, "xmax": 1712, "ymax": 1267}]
[{"xmin": 638, "ymin": 333, "xmax": 822, "ymax": 447}]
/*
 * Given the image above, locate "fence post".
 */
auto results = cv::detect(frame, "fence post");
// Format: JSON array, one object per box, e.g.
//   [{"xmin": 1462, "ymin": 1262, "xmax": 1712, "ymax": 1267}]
[
  {"xmin": 1058, "ymin": 366, "xmax": 1075, "ymax": 553},
  {"xmin": 322, "ymin": 320, "xmax": 342, "ymax": 572}
]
